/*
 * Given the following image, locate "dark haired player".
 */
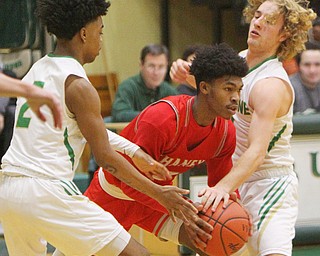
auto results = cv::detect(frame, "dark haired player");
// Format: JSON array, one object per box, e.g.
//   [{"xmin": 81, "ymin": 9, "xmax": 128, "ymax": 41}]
[
  {"xmin": 0, "ymin": 1, "xmax": 199, "ymax": 255},
  {"xmin": 85, "ymin": 43, "xmax": 248, "ymax": 255}
]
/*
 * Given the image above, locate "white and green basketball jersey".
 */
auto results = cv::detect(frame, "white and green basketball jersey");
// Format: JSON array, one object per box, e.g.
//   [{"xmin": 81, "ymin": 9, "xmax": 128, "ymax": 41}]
[
  {"xmin": 2, "ymin": 54, "xmax": 88, "ymax": 180},
  {"xmin": 233, "ymin": 50, "xmax": 294, "ymax": 170}
]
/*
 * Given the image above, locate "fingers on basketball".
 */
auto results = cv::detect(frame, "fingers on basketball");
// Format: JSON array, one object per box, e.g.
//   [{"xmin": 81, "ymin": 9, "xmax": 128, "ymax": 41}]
[{"xmin": 198, "ymin": 200, "xmax": 250, "ymax": 256}]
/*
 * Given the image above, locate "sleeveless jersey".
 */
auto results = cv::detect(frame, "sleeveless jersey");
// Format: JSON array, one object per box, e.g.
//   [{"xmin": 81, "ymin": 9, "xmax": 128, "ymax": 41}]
[
  {"xmin": 104, "ymin": 95, "xmax": 236, "ymax": 208},
  {"xmin": 2, "ymin": 54, "xmax": 88, "ymax": 180},
  {"xmin": 233, "ymin": 51, "xmax": 294, "ymax": 170}
]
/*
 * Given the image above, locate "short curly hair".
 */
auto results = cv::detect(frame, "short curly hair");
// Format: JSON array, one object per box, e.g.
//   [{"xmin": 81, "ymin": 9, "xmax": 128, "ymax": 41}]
[
  {"xmin": 190, "ymin": 43, "xmax": 248, "ymax": 91},
  {"xmin": 243, "ymin": 0, "xmax": 316, "ymax": 60},
  {"xmin": 36, "ymin": 0, "xmax": 111, "ymax": 40}
]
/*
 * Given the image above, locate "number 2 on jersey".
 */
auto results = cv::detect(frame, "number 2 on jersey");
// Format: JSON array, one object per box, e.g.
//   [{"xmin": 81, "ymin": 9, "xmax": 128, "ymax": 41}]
[{"xmin": 16, "ymin": 81, "xmax": 45, "ymax": 128}]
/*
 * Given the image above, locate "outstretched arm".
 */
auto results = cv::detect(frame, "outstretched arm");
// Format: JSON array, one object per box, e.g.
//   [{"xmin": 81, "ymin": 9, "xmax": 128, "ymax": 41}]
[
  {"xmin": 107, "ymin": 129, "xmax": 172, "ymax": 181},
  {"xmin": 66, "ymin": 75, "xmax": 198, "ymax": 223},
  {"xmin": 170, "ymin": 58, "xmax": 196, "ymax": 88},
  {"xmin": 201, "ymin": 78, "xmax": 293, "ymax": 211},
  {"xmin": 0, "ymin": 73, "xmax": 62, "ymax": 129}
]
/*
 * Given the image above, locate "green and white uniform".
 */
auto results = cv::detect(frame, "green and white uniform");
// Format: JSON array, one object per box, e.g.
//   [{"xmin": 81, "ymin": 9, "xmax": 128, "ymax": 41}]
[
  {"xmin": 2, "ymin": 54, "xmax": 87, "ymax": 179},
  {"xmin": 234, "ymin": 50, "xmax": 298, "ymax": 256},
  {"xmin": 0, "ymin": 55, "xmax": 137, "ymax": 256}
]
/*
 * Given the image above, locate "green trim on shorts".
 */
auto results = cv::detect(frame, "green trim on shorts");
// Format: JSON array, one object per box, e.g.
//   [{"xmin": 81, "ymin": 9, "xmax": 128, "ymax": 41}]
[
  {"xmin": 60, "ymin": 180, "xmax": 81, "ymax": 196},
  {"xmin": 257, "ymin": 176, "xmax": 291, "ymax": 230}
]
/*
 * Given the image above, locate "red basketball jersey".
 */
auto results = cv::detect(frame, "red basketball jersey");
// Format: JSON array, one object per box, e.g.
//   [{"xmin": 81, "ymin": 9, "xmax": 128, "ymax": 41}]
[{"xmin": 105, "ymin": 95, "xmax": 236, "ymax": 211}]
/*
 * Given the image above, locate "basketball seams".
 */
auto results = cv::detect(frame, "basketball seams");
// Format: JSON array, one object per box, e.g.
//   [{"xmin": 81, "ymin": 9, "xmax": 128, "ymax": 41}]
[
  {"xmin": 198, "ymin": 200, "xmax": 250, "ymax": 256},
  {"xmin": 221, "ymin": 218, "xmax": 250, "ymax": 241}
]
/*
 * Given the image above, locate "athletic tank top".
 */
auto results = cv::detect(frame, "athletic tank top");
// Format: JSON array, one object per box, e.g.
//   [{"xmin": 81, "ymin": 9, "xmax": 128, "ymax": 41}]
[
  {"xmin": 2, "ymin": 54, "xmax": 88, "ymax": 180},
  {"xmin": 233, "ymin": 51, "xmax": 294, "ymax": 170}
]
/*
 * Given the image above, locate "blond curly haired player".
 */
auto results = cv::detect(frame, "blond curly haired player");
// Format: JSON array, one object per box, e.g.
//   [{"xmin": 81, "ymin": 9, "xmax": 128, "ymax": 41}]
[{"xmin": 170, "ymin": 1, "xmax": 316, "ymax": 255}]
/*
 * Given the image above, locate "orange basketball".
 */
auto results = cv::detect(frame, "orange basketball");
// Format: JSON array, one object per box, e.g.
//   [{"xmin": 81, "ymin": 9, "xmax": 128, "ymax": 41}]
[{"xmin": 198, "ymin": 200, "xmax": 250, "ymax": 256}]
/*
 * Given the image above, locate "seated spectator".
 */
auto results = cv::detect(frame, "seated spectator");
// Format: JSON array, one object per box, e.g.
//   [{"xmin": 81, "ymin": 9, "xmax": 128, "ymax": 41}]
[
  {"xmin": 111, "ymin": 44, "xmax": 177, "ymax": 122},
  {"xmin": 0, "ymin": 69, "xmax": 17, "ymax": 162},
  {"xmin": 308, "ymin": 16, "xmax": 320, "ymax": 47},
  {"xmin": 286, "ymin": 17, "xmax": 320, "ymax": 77},
  {"xmin": 176, "ymin": 44, "xmax": 203, "ymax": 96},
  {"xmin": 290, "ymin": 42, "xmax": 320, "ymax": 114}
]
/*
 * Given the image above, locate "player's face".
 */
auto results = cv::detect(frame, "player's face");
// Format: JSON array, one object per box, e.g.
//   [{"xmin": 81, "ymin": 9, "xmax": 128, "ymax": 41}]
[
  {"xmin": 247, "ymin": 1, "xmax": 287, "ymax": 55},
  {"xmin": 205, "ymin": 75, "xmax": 243, "ymax": 120},
  {"xmin": 140, "ymin": 54, "xmax": 168, "ymax": 90},
  {"xmin": 83, "ymin": 16, "xmax": 104, "ymax": 64}
]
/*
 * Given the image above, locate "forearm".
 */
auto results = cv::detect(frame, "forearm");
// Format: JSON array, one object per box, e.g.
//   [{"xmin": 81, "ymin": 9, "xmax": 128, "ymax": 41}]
[
  {"xmin": 216, "ymin": 148, "xmax": 265, "ymax": 193},
  {"xmin": 0, "ymin": 73, "xmax": 33, "ymax": 98},
  {"xmin": 107, "ymin": 129, "xmax": 139, "ymax": 158},
  {"xmin": 121, "ymin": 181, "xmax": 167, "ymax": 213},
  {"xmin": 99, "ymin": 149, "xmax": 162, "ymax": 202}
]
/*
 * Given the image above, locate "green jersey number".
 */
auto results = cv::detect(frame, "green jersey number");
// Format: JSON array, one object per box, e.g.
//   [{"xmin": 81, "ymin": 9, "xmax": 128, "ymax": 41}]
[{"xmin": 16, "ymin": 81, "xmax": 45, "ymax": 128}]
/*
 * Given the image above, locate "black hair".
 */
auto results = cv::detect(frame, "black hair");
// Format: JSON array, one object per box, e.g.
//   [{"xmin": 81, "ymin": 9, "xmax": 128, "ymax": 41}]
[
  {"xmin": 36, "ymin": 0, "xmax": 111, "ymax": 40},
  {"xmin": 295, "ymin": 41, "xmax": 320, "ymax": 65},
  {"xmin": 190, "ymin": 43, "xmax": 248, "ymax": 88},
  {"xmin": 182, "ymin": 44, "xmax": 204, "ymax": 61},
  {"xmin": 140, "ymin": 44, "xmax": 169, "ymax": 63},
  {"xmin": 313, "ymin": 17, "xmax": 320, "ymax": 27}
]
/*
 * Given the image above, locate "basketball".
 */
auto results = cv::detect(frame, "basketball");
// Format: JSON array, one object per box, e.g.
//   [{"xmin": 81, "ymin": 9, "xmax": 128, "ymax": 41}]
[{"xmin": 198, "ymin": 200, "xmax": 250, "ymax": 256}]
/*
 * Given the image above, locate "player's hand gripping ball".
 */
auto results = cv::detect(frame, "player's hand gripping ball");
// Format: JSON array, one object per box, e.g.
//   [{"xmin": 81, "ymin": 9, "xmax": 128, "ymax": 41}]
[{"xmin": 198, "ymin": 200, "xmax": 250, "ymax": 256}]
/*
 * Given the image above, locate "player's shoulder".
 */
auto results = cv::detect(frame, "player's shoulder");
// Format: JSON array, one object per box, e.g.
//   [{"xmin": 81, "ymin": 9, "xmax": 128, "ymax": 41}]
[
  {"xmin": 140, "ymin": 96, "xmax": 190, "ymax": 125},
  {"xmin": 216, "ymin": 117, "xmax": 236, "ymax": 133}
]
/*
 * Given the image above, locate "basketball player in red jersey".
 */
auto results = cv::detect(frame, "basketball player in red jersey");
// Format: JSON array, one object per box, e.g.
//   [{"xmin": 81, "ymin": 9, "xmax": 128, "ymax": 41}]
[{"xmin": 85, "ymin": 43, "xmax": 248, "ymax": 255}]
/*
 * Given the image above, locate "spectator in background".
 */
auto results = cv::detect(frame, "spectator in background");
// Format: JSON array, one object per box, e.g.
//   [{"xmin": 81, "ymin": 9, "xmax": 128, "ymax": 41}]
[
  {"xmin": 111, "ymin": 44, "xmax": 178, "ymax": 122},
  {"xmin": 282, "ymin": 18, "xmax": 320, "ymax": 76},
  {"xmin": 176, "ymin": 45, "xmax": 202, "ymax": 96},
  {"xmin": 290, "ymin": 42, "xmax": 320, "ymax": 114},
  {"xmin": 0, "ymin": 69, "xmax": 18, "ymax": 162},
  {"xmin": 308, "ymin": 16, "xmax": 320, "ymax": 47}
]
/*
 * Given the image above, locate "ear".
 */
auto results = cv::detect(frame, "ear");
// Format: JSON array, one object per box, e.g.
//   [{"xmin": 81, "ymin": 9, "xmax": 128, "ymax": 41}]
[
  {"xmin": 279, "ymin": 30, "xmax": 289, "ymax": 43},
  {"xmin": 199, "ymin": 81, "xmax": 209, "ymax": 95},
  {"xmin": 80, "ymin": 27, "xmax": 87, "ymax": 43},
  {"xmin": 139, "ymin": 60, "xmax": 144, "ymax": 70}
]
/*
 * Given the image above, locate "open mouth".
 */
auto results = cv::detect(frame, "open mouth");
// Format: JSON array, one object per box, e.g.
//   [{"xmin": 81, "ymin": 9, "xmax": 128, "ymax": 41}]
[
  {"xmin": 250, "ymin": 30, "xmax": 260, "ymax": 36},
  {"xmin": 229, "ymin": 105, "xmax": 238, "ymax": 111},
  {"xmin": 227, "ymin": 105, "xmax": 238, "ymax": 115}
]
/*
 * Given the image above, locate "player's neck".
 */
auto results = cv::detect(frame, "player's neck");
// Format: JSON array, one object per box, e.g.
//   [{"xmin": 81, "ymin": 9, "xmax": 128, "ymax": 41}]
[
  {"xmin": 246, "ymin": 49, "xmax": 277, "ymax": 70},
  {"xmin": 192, "ymin": 97, "xmax": 216, "ymax": 127},
  {"xmin": 54, "ymin": 41, "xmax": 84, "ymax": 65}
]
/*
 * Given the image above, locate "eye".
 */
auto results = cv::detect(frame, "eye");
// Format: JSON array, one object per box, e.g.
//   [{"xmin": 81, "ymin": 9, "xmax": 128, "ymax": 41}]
[{"xmin": 254, "ymin": 11, "xmax": 261, "ymax": 19}]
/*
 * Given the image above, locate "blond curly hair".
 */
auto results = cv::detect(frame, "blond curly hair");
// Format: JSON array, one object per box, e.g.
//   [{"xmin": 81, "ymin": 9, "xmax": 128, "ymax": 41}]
[{"xmin": 243, "ymin": 0, "xmax": 317, "ymax": 60}]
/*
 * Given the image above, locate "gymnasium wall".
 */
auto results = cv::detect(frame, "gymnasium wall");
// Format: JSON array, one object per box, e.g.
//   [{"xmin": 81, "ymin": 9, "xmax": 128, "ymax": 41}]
[
  {"xmin": 84, "ymin": 0, "xmax": 248, "ymax": 83},
  {"xmin": 84, "ymin": 0, "xmax": 162, "ymax": 82}
]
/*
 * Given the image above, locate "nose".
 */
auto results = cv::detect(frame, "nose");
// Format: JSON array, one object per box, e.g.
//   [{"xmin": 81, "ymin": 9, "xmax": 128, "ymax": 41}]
[
  {"xmin": 231, "ymin": 91, "xmax": 240, "ymax": 104},
  {"xmin": 309, "ymin": 64, "xmax": 319, "ymax": 73},
  {"xmin": 253, "ymin": 16, "xmax": 263, "ymax": 28}
]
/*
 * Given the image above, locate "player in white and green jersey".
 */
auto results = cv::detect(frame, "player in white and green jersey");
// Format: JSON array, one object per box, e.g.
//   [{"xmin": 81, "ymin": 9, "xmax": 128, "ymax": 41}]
[
  {"xmin": 170, "ymin": 1, "xmax": 316, "ymax": 255},
  {"xmin": 0, "ymin": 1, "xmax": 201, "ymax": 255}
]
